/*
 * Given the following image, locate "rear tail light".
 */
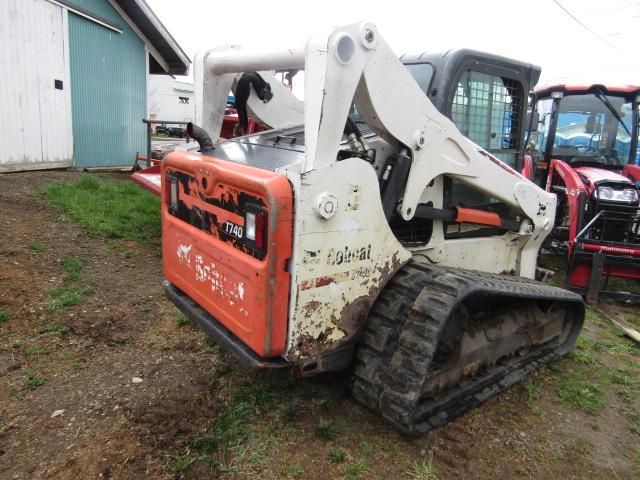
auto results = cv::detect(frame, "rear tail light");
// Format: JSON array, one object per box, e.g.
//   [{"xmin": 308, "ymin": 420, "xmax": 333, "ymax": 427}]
[
  {"xmin": 245, "ymin": 212, "xmax": 257, "ymax": 241},
  {"xmin": 255, "ymin": 210, "xmax": 265, "ymax": 250},
  {"xmin": 245, "ymin": 208, "xmax": 266, "ymax": 251}
]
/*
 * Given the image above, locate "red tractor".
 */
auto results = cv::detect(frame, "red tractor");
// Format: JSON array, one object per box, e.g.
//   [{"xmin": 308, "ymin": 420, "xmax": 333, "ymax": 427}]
[{"xmin": 524, "ymin": 84, "xmax": 640, "ymax": 301}]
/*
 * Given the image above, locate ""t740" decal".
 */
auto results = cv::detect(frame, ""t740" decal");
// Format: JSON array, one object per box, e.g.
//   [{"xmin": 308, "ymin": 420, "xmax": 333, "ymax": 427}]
[{"xmin": 224, "ymin": 220, "xmax": 244, "ymax": 239}]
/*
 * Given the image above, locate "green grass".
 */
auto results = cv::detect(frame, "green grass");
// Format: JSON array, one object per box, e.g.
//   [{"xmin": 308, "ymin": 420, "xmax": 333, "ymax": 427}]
[
  {"xmin": 170, "ymin": 374, "xmax": 300, "ymax": 474},
  {"xmin": 569, "ymin": 336, "xmax": 602, "ymax": 364},
  {"xmin": 186, "ymin": 373, "xmax": 290, "ymax": 468},
  {"xmin": 193, "ymin": 401, "xmax": 252, "ymax": 454},
  {"xmin": 175, "ymin": 312, "xmax": 190, "ymax": 327},
  {"xmin": 329, "ymin": 447, "xmax": 346, "ymax": 463},
  {"xmin": 168, "ymin": 454, "xmax": 194, "ymax": 474},
  {"xmin": 46, "ymin": 257, "xmax": 94, "ymax": 311},
  {"xmin": 626, "ymin": 406, "xmax": 640, "ymax": 428},
  {"xmin": 315, "ymin": 418, "xmax": 336, "ymax": 441},
  {"xmin": 560, "ymin": 309, "xmax": 640, "ymax": 420},
  {"xmin": 24, "ymin": 346, "xmax": 46, "ymax": 356},
  {"xmin": 344, "ymin": 459, "xmax": 368, "ymax": 479},
  {"xmin": 204, "ymin": 337, "xmax": 219, "ymax": 350},
  {"xmin": 567, "ymin": 437, "xmax": 591, "ymax": 454},
  {"xmin": 47, "ymin": 285, "xmax": 94, "ymax": 311},
  {"xmin": 214, "ymin": 363, "xmax": 232, "ymax": 377},
  {"xmin": 28, "ymin": 242, "xmax": 47, "ymax": 252},
  {"xmin": 526, "ymin": 376, "xmax": 541, "ymax": 402},
  {"xmin": 406, "ymin": 457, "xmax": 438, "ymax": 480},
  {"xmin": 0, "ymin": 309, "xmax": 10, "ymax": 323},
  {"xmin": 360, "ymin": 440, "xmax": 375, "ymax": 457},
  {"xmin": 40, "ymin": 323, "xmax": 71, "ymax": 336},
  {"xmin": 285, "ymin": 461, "xmax": 304, "ymax": 477},
  {"xmin": 608, "ymin": 369, "xmax": 639, "ymax": 401},
  {"xmin": 605, "ymin": 276, "xmax": 640, "ymax": 295},
  {"xmin": 42, "ymin": 174, "xmax": 161, "ymax": 243},
  {"xmin": 60, "ymin": 257, "xmax": 84, "ymax": 282},
  {"xmin": 23, "ymin": 375, "xmax": 45, "ymax": 390},
  {"xmin": 556, "ymin": 371, "xmax": 604, "ymax": 414}
]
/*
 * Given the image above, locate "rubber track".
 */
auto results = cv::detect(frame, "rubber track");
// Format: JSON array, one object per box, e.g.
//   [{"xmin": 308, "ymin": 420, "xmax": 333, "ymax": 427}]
[{"xmin": 350, "ymin": 261, "xmax": 584, "ymax": 436}]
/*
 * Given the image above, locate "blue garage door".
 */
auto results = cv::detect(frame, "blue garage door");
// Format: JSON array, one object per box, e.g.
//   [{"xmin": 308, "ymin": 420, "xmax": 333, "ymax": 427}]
[{"xmin": 69, "ymin": 0, "xmax": 146, "ymax": 168}]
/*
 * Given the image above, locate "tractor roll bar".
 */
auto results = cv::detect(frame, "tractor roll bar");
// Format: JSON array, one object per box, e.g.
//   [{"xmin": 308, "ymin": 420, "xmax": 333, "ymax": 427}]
[{"xmin": 204, "ymin": 47, "xmax": 306, "ymax": 75}]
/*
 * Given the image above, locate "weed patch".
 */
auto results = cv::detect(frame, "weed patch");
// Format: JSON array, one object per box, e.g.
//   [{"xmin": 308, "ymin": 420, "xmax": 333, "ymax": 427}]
[
  {"xmin": 360, "ymin": 440, "xmax": 375, "ymax": 457},
  {"xmin": 344, "ymin": 459, "xmax": 368, "ymax": 479},
  {"xmin": 28, "ymin": 242, "xmax": 47, "ymax": 252},
  {"xmin": 0, "ymin": 309, "xmax": 10, "ymax": 323},
  {"xmin": 39, "ymin": 323, "xmax": 71, "ymax": 336},
  {"xmin": 329, "ymin": 448, "xmax": 346, "ymax": 463},
  {"xmin": 526, "ymin": 376, "xmax": 541, "ymax": 402},
  {"xmin": 204, "ymin": 337, "xmax": 219, "ymax": 350},
  {"xmin": 285, "ymin": 461, "xmax": 304, "ymax": 477},
  {"xmin": 315, "ymin": 418, "xmax": 336, "ymax": 441},
  {"xmin": 42, "ymin": 174, "xmax": 160, "ymax": 243},
  {"xmin": 406, "ymin": 457, "xmax": 438, "ymax": 480},
  {"xmin": 24, "ymin": 346, "xmax": 46, "ymax": 356},
  {"xmin": 175, "ymin": 312, "xmax": 190, "ymax": 327},
  {"xmin": 168, "ymin": 454, "xmax": 194, "ymax": 473},
  {"xmin": 23, "ymin": 375, "xmax": 45, "ymax": 390}
]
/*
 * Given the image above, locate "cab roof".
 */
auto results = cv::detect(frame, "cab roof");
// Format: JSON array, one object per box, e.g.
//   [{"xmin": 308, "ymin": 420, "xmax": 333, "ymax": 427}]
[{"xmin": 535, "ymin": 84, "xmax": 640, "ymax": 97}]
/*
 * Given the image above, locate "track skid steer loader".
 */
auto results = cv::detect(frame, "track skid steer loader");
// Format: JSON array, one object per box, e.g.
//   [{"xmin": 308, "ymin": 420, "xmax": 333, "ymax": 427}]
[{"xmin": 161, "ymin": 22, "xmax": 584, "ymax": 435}]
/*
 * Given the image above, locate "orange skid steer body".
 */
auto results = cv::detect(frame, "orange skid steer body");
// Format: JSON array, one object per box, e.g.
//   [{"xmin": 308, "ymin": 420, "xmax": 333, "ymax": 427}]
[{"xmin": 162, "ymin": 151, "xmax": 293, "ymax": 358}]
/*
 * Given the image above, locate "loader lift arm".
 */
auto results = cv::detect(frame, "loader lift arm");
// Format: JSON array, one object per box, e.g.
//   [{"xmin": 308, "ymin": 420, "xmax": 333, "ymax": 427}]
[{"xmin": 194, "ymin": 22, "xmax": 556, "ymax": 278}]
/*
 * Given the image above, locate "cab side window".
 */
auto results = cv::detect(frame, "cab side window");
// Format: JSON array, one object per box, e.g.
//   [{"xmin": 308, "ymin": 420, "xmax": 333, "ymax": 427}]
[
  {"xmin": 446, "ymin": 71, "xmax": 524, "ymax": 216},
  {"xmin": 451, "ymin": 70, "xmax": 523, "ymax": 167},
  {"xmin": 404, "ymin": 63, "xmax": 435, "ymax": 94}
]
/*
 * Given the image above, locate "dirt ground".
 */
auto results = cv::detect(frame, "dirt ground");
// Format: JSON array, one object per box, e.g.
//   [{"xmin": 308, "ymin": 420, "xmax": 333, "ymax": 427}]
[{"xmin": 0, "ymin": 171, "xmax": 639, "ymax": 479}]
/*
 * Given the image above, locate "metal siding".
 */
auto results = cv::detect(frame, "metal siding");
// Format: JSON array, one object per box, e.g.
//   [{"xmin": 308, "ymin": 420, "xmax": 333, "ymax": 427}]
[
  {"xmin": 149, "ymin": 75, "xmax": 195, "ymax": 122},
  {"xmin": 69, "ymin": 0, "xmax": 146, "ymax": 168},
  {"xmin": 0, "ymin": 0, "xmax": 73, "ymax": 172}
]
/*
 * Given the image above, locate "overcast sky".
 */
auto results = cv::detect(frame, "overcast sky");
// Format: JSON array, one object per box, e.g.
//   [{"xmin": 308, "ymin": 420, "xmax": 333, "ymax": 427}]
[{"xmin": 147, "ymin": 0, "xmax": 640, "ymax": 87}]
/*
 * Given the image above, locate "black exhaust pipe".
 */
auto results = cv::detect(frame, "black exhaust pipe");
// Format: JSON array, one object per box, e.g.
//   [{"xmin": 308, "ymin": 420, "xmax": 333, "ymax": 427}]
[{"xmin": 187, "ymin": 122, "xmax": 215, "ymax": 154}]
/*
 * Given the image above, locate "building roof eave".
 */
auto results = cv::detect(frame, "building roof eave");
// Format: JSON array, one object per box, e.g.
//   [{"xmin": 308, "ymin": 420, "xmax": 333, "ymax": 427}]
[{"xmin": 111, "ymin": 0, "xmax": 190, "ymax": 75}]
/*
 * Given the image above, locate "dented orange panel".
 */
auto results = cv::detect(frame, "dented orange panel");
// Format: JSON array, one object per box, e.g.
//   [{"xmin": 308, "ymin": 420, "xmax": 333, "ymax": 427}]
[{"xmin": 161, "ymin": 151, "xmax": 293, "ymax": 357}]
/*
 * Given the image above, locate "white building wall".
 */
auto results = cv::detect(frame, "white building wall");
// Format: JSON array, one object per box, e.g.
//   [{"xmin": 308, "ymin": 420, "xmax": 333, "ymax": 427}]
[
  {"xmin": 148, "ymin": 75, "xmax": 195, "ymax": 122},
  {"xmin": 0, "ymin": 0, "xmax": 73, "ymax": 172}
]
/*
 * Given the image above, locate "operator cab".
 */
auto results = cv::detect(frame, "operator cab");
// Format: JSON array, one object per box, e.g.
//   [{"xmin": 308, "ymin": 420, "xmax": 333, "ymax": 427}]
[
  {"xmin": 392, "ymin": 49, "xmax": 541, "ymax": 244},
  {"xmin": 526, "ymin": 85, "xmax": 640, "ymax": 182},
  {"xmin": 524, "ymin": 86, "xmax": 640, "ymax": 296},
  {"xmin": 401, "ymin": 49, "xmax": 540, "ymax": 170}
]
